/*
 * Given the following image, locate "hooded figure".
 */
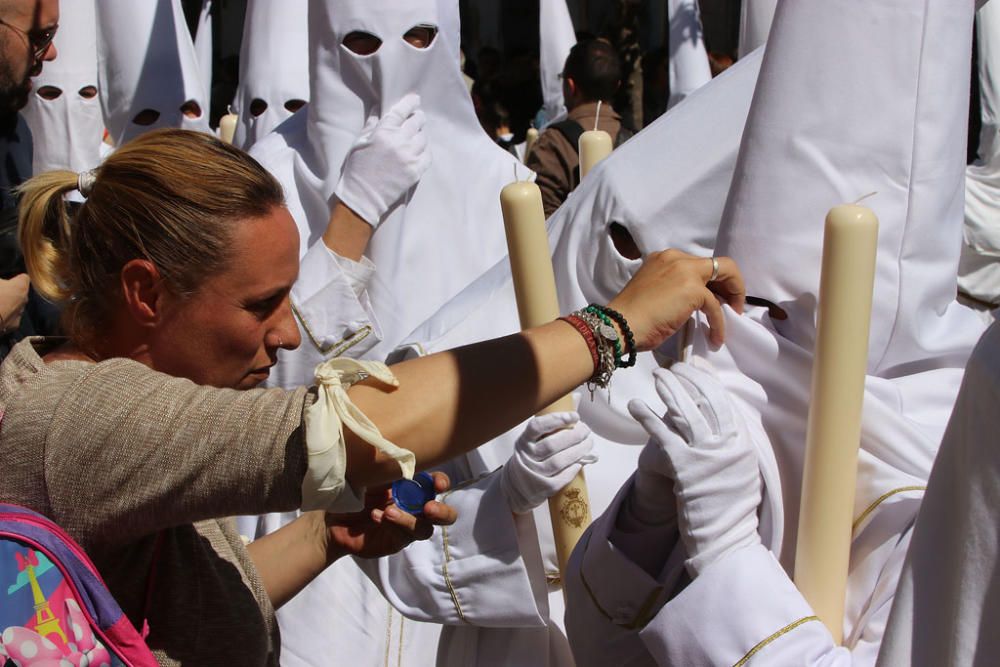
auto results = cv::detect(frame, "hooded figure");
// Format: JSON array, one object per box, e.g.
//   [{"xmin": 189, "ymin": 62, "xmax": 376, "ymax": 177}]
[
  {"xmin": 666, "ymin": 0, "xmax": 712, "ymax": 109},
  {"xmin": 194, "ymin": 0, "xmax": 213, "ymax": 101},
  {"xmin": 565, "ymin": 0, "xmax": 987, "ymax": 663},
  {"xmin": 539, "ymin": 0, "xmax": 577, "ymax": 123},
  {"xmin": 21, "ymin": 0, "xmax": 103, "ymax": 175},
  {"xmin": 251, "ymin": 0, "xmax": 530, "ymax": 367},
  {"xmin": 232, "ymin": 0, "xmax": 310, "ymax": 151},
  {"xmin": 960, "ymin": 0, "xmax": 1000, "ymax": 311},
  {"xmin": 96, "ymin": 0, "xmax": 211, "ymax": 147}
]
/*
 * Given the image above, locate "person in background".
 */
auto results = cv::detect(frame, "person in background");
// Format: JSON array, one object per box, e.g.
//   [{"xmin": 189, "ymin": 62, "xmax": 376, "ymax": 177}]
[
  {"xmin": 0, "ymin": 0, "xmax": 59, "ymax": 359},
  {"xmin": 526, "ymin": 39, "xmax": 630, "ymax": 218}
]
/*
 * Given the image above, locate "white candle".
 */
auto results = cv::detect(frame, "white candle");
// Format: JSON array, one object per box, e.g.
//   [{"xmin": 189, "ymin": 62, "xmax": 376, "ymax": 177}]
[
  {"xmin": 524, "ymin": 127, "xmax": 539, "ymax": 162},
  {"xmin": 219, "ymin": 111, "xmax": 238, "ymax": 145},
  {"xmin": 793, "ymin": 204, "xmax": 879, "ymax": 644},
  {"xmin": 500, "ymin": 179, "xmax": 592, "ymax": 582},
  {"xmin": 578, "ymin": 130, "xmax": 613, "ymax": 179}
]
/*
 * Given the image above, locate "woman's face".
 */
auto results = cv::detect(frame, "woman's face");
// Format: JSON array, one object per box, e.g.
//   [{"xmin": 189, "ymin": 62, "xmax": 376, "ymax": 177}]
[{"xmin": 148, "ymin": 206, "xmax": 303, "ymax": 390}]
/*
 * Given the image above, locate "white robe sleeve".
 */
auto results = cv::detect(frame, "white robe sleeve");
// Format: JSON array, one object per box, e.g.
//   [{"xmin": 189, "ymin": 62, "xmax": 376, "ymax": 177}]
[
  {"xmin": 567, "ymin": 477, "xmax": 907, "ymax": 666},
  {"xmin": 355, "ymin": 466, "xmax": 549, "ymax": 627},
  {"xmin": 271, "ymin": 241, "xmax": 383, "ymax": 389}
]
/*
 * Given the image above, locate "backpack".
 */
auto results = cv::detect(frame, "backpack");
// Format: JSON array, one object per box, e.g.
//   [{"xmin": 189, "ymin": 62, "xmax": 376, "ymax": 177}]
[{"xmin": 0, "ymin": 504, "xmax": 159, "ymax": 667}]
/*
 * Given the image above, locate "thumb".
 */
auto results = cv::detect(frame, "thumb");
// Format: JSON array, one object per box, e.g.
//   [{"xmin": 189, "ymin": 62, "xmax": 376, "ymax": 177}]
[{"xmin": 381, "ymin": 93, "xmax": 422, "ymax": 128}]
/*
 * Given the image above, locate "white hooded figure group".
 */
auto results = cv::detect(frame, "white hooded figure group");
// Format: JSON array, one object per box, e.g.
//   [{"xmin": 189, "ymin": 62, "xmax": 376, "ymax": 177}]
[{"xmin": 26, "ymin": 0, "xmax": 1000, "ymax": 665}]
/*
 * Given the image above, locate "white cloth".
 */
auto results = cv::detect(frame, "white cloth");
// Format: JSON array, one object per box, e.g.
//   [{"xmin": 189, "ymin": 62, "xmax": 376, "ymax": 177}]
[
  {"xmin": 96, "ymin": 0, "xmax": 211, "ymax": 147},
  {"xmin": 961, "ymin": 1, "xmax": 1000, "ymax": 305},
  {"xmin": 877, "ymin": 322, "xmax": 1000, "ymax": 667},
  {"xmin": 21, "ymin": 0, "xmax": 103, "ymax": 175},
  {"xmin": 250, "ymin": 0, "xmax": 531, "ymax": 362},
  {"xmin": 194, "ymin": 0, "xmax": 213, "ymax": 100},
  {"xmin": 232, "ymin": 0, "xmax": 310, "ymax": 150},
  {"xmin": 737, "ymin": 0, "xmax": 777, "ymax": 58},
  {"xmin": 539, "ymin": 0, "xmax": 576, "ymax": 122},
  {"xmin": 666, "ymin": 0, "xmax": 712, "ymax": 109}
]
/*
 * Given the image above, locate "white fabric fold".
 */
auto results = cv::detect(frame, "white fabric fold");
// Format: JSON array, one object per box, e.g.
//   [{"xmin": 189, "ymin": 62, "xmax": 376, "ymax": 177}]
[{"xmin": 302, "ymin": 358, "xmax": 413, "ymax": 511}]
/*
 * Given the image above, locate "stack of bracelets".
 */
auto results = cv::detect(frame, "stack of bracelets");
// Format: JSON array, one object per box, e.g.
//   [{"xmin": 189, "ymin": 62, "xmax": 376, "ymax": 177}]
[{"xmin": 559, "ymin": 304, "xmax": 637, "ymax": 397}]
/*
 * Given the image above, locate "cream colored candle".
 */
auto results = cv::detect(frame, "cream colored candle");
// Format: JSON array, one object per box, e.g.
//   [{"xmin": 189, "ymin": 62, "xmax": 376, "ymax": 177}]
[
  {"xmin": 793, "ymin": 204, "xmax": 879, "ymax": 644},
  {"xmin": 500, "ymin": 179, "xmax": 592, "ymax": 581},
  {"xmin": 219, "ymin": 108, "xmax": 238, "ymax": 145},
  {"xmin": 578, "ymin": 130, "xmax": 613, "ymax": 179},
  {"xmin": 524, "ymin": 127, "xmax": 539, "ymax": 162}
]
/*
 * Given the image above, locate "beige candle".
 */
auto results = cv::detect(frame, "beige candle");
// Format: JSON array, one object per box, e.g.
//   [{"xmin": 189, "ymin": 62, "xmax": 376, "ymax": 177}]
[
  {"xmin": 578, "ymin": 130, "xmax": 613, "ymax": 179},
  {"xmin": 525, "ymin": 127, "xmax": 539, "ymax": 162},
  {"xmin": 793, "ymin": 203, "xmax": 879, "ymax": 644},
  {"xmin": 500, "ymin": 179, "xmax": 592, "ymax": 581},
  {"xmin": 219, "ymin": 108, "xmax": 238, "ymax": 145}
]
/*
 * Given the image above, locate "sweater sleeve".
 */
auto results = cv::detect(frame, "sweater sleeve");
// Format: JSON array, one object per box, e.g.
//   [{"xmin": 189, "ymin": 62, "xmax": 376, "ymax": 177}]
[{"xmin": 40, "ymin": 358, "xmax": 314, "ymax": 549}]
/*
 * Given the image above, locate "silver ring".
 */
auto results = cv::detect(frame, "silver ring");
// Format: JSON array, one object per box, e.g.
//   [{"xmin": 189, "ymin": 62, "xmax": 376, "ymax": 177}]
[
  {"xmin": 277, "ymin": 336, "xmax": 283, "ymax": 348},
  {"xmin": 709, "ymin": 257, "xmax": 720, "ymax": 283}
]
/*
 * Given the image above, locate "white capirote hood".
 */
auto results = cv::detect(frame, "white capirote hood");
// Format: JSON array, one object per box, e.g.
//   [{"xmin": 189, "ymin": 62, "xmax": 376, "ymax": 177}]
[
  {"xmin": 251, "ymin": 0, "xmax": 530, "ymax": 361},
  {"xmin": 539, "ymin": 0, "xmax": 576, "ymax": 122},
  {"xmin": 21, "ymin": 0, "xmax": 103, "ymax": 175},
  {"xmin": 96, "ymin": 0, "xmax": 211, "ymax": 146},
  {"xmin": 666, "ymin": 0, "xmax": 712, "ymax": 109},
  {"xmin": 232, "ymin": 0, "xmax": 310, "ymax": 150}
]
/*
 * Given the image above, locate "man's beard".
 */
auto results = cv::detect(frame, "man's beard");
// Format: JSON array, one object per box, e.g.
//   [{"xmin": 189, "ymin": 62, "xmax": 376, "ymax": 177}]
[{"xmin": 0, "ymin": 59, "xmax": 34, "ymax": 114}]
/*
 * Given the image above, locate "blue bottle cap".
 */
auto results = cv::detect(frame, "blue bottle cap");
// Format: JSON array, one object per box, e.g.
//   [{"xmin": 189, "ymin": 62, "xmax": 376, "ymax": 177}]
[{"xmin": 390, "ymin": 472, "xmax": 436, "ymax": 516}]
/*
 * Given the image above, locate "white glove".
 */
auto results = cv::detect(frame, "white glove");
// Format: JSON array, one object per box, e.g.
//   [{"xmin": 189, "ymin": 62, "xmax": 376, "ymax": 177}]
[
  {"xmin": 627, "ymin": 360, "xmax": 761, "ymax": 577},
  {"xmin": 501, "ymin": 411, "xmax": 597, "ymax": 515},
  {"xmin": 334, "ymin": 93, "xmax": 431, "ymax": 227}
]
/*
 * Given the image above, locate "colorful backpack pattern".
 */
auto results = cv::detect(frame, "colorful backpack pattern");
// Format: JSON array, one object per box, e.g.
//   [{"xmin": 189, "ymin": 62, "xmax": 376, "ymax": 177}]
[{"xmin": 0, "ymin": 504, "xmax": 158, "ymax": 667}]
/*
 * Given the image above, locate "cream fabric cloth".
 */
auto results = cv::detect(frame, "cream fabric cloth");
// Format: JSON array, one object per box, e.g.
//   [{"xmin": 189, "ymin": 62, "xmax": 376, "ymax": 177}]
[{"xmin": 302, "ymin": 358, "xmax": 414, "ymax": 511}]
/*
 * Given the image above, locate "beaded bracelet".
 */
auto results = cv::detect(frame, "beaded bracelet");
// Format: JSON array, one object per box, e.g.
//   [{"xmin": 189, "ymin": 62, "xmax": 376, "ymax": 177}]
[
  {"xmin": 583, "ymin": 306, "xmax": 623, "ymax": 367},
  {"xmin": 559, "ymin": 311, "xmax": 616, "ymax": 397},
  {"xmin": 587, "ymin": 304, "xmax": 637, "ymax": 368}
]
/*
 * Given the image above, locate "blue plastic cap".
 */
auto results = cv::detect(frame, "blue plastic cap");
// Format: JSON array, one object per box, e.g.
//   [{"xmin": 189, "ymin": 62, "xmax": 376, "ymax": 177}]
[{"xmin": 391, "ymin": 472, "xmax": 437, "ymax": 516}]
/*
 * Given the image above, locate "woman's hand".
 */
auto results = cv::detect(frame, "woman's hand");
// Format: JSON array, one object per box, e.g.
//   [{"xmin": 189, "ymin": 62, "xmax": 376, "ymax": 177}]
[
  {"xmin": 608, "ymin": 250, "xmax": 745, "ymax": 350},
  {"xmin": 0, "ymin": 274, "xmax": 30, "ymax": 335},
  {"xmin": 325, "ymin": 471, "xmax": 457, "ymax": 561}
]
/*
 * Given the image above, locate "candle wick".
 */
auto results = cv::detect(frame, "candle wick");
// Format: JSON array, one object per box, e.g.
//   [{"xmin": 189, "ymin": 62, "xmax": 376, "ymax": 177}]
[
  {"xmin": 227, "ymin": 104, "xmax": 233, "ymax": 115},
  {"xmin": 853, "ymin": 191, "xmax": 878, "ymax": 205},
  {"xmin": 594, "ymin": 101, "xmax": 602, "ymax": 132}
]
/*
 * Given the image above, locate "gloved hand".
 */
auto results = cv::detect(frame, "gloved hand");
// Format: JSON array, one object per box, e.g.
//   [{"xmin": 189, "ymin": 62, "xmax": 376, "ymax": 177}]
[
  {"xmin": 627, "ymin": 359, "xmax": 761, "ymax": 576},
  {"xmin": 501, "ymin": 411, "xmax": 597, "ymax": 515},
  {"xmin": 334, "ymin": 93, "xmax": 431, "ymax": 227}
]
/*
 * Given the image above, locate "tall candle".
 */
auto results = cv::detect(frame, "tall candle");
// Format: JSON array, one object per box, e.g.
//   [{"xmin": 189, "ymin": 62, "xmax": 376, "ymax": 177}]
[
  {"xmin": 793, "ymin": 204, "xmax": 879, "ymax": 644},
  {"xmin": 578, "ymin": 130, "xmax": 613, "ymax": 179},
  {"xmin": 524, "ymin": 127, "xmax": 539, "ymax": 162},
  {"xmin": 500, "ymin": 179, "xmax": 592, "ymax": 582},
  {"xmin": 219, "ymin": 109, "xmax": 238, "ymax": 145}
]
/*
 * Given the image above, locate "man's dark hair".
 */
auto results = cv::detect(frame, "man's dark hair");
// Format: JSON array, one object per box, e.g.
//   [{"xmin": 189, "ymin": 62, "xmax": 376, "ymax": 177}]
[{"xmin": 562, "ymin": 39, "xmax": 622, "ymax": 103}]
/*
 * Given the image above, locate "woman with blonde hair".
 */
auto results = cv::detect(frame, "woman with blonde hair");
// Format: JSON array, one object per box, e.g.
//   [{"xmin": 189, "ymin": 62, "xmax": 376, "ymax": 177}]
[{"xmin": 0, "ymin": 128, "xmax": 743, "ymax": 666}]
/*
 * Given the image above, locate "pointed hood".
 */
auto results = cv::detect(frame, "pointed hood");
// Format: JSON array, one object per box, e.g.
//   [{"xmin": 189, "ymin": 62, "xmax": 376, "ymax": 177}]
[
  {"xmin": 250, "ymin": 0, "xmax": 530, "ymax": 360},
  {"xmin": 716, "ymin": 0, "xmax": 985, "ymax": 377},
  {"xmin": 96, "ymin": 0, "xmax": 211, "ymax": 146},
  {"xmin": 539, "ymin": 0, "xmax": 577, "ymax": 121},
  {"xmin": 21, "ymin": 0, "xmax": 103, "ymax": 174},
  {"xmin": 194, "ymin": 0, "xmax": 214, "ymax": 100},
  {"xmin": 738, "ymin": 0, "xmax": 777, "ymax": 58},
  {"xmin": 232, "ymin": 0, "xmax": 310, "ymax": 150},
  {"xmin": 666, "ymin": 0, "xmax": 712, "ymax": 109}
]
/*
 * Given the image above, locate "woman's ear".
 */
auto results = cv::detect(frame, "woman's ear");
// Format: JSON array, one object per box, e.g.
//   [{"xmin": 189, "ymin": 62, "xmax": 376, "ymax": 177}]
[{"xmin": 120, "ymin": 259, "xmax": 166, "ymax": 327}]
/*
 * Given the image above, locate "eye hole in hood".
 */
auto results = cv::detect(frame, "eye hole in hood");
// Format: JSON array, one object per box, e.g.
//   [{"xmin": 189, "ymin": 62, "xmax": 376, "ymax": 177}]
[
  {"xmin": 284, "ymin": 98, "xmax": 307, "ymax": 113},
  {"xmin": 78, "ymin": 85, "xmax": 97, "ymax": 99},
  {"xmin": 343, "ymin": 31, "xmax": 382, "ymax": 56},
  {"xmin": 403, "ymin": 25, "xmax": 437, "ymax": 49},
  {"xmin": 132, "ymin": 108, "xmax": 160, "ymax": 126},
  {"xmin": 37, "ymin": 85, "xmax": 61, "ymax": 100},
  {"xmin": 180, "ymin": 100, "xmax": 202, "ymax": 119},
  {"xmin": 609, "ymin": 221, "xmax": 641, "ymax": 260},
  {"xmin": 250, "ymin": 98, "xmax": 268, "ymax": 117}
]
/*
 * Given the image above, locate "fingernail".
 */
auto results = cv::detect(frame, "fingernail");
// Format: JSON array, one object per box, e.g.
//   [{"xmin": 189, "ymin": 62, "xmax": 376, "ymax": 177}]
[{"xmin": 385, "ymin": 506, "xmax": 401, "ymax": 520}]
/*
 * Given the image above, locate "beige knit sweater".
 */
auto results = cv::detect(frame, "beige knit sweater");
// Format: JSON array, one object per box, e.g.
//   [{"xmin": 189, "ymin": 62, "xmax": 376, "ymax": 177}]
[{"xmin": 0, "ymin": 338, "xmax": 316, "ymax": 666}]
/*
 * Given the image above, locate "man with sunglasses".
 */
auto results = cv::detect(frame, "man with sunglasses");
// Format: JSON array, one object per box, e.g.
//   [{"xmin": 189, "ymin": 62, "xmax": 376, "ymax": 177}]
[{"xmin": 0, "ymin": 0, "xmax": 58, "ymax": 362}]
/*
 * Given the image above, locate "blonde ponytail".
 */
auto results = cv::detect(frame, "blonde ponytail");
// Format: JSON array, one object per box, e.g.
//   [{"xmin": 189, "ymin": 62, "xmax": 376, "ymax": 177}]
[{"xmin": 16, "ymin": 170, "xmax": 79, "ymax": 304}]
